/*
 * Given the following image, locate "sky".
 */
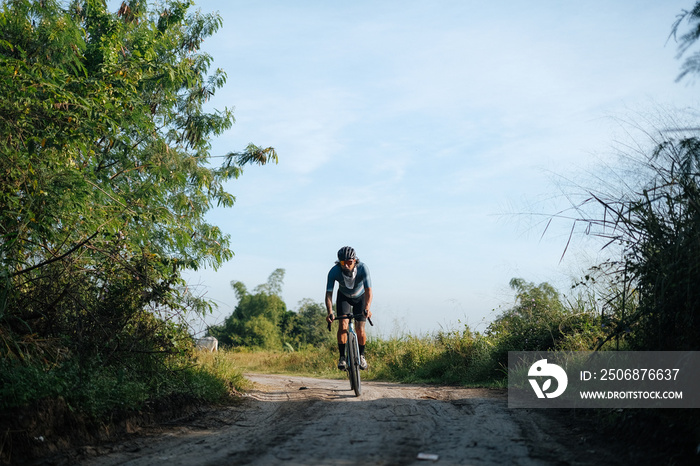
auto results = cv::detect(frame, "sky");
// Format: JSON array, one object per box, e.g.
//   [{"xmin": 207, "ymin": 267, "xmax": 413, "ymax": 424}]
[{"xmin": 179, "ymin": 0, "xmax": 700, "ymax": 338}]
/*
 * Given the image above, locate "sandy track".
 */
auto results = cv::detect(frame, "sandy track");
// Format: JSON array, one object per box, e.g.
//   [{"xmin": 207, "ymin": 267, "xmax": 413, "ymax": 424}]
[{"xmin": 66, "ymin": 373, "xmax": 626, "ymax": 466}]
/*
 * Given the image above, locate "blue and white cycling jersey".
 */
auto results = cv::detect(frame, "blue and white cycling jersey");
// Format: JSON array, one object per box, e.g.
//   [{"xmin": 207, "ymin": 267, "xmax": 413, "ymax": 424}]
[{"xmin": 326, "ymin": 262, "xmax": 372, "ymax": 299}]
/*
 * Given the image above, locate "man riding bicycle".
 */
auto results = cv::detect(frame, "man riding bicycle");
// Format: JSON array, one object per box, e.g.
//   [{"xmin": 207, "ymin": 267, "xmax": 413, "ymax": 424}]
[{"xmin": 325, "ymin": 246, "xmax": 373, "ymax": 371}]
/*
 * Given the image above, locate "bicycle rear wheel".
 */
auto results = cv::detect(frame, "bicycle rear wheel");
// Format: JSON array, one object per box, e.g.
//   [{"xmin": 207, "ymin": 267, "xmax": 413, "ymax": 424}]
[{"xmin": 348, "ymin": 334, "xmax": 362, "ymax": 396}]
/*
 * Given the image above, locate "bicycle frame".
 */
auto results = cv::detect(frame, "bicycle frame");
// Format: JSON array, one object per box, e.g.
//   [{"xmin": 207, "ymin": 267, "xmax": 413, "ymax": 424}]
[
  {"xmin": 345, "ymin": 316, "xmax": 362, "ymax": 396},
  {"xmin": 329, "ymin": 313, "xmax": 373, "ymax": 397}
]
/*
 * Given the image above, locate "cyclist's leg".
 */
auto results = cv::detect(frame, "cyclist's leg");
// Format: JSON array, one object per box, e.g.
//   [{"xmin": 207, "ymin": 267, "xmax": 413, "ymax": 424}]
[
  {"xmin": 351, "ymin": 292, "xmax": 367, "ymax": 345},
  {"xmin": 336, "ymin": 293, "xmax": 352, "ymax": 345},
  {"xmin": 355, "ymin": 320, "xmax": 366, "ymax": 344},
  {"xmin": 351, "ymin": 294, "xmax": 368, "ymax": 369},
  {"xmin": 336, "ymin": 294, "xmax": 352, "ymax": 369}
]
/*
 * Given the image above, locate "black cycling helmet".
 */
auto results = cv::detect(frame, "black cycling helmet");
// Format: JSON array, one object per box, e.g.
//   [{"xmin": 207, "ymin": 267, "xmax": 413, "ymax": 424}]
[{"xmin": 337, "ymin": 246, "xmax": 357, "ymax": 262}]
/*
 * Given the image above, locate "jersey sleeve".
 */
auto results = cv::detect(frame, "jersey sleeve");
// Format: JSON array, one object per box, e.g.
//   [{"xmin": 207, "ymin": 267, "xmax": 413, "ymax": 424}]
[
  {"xmin": 362, "ymin": 263, "xmax": 372, "ymax": 288},
  {"xmin": 326, "ymin": 267, "xmax": 337, "ymax": 293}
]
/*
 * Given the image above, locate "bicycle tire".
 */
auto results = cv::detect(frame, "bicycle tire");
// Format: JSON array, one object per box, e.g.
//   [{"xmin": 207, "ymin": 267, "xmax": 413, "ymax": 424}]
[
  {"xmin": 346, "ymin": 336, "xmax": 356, "ymax": 393},
  {"xmin": 349, "ymin": 334, "xmax": 362, "ymax": 396}
]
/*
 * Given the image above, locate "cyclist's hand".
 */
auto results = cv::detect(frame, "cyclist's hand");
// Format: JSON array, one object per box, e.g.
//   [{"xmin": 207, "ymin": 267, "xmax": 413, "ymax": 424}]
[
  {"xmin": 364, "ymin": 309, "xmax": 372, "ymax": 319},
  {"xmin": 326, "ymin": 313, "xmax": 335, "ymax": 324}
]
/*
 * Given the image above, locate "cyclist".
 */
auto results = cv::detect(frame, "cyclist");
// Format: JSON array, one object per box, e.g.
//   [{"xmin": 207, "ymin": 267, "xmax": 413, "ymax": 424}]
[{"xmin": 325, "ymin": 246, "xmax": 373, "ymax": 371}]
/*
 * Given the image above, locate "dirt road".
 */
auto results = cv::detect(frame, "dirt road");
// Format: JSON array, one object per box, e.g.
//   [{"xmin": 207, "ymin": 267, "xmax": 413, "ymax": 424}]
[{"xmin": 67, "ymin": 373, "xmax": 629, "ymax": 466}]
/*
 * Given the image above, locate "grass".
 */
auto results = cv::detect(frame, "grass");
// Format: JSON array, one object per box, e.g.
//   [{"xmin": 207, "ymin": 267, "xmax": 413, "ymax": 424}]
[
  {"xmin": 224, "ymin": 345, "xmax": 344, "ymax": 379},
  {"xmin": 190, "ymin": 350, "xmax": 253, "ymax": 396},
  {"xmin": 221, "ymin": 329, "xmax": 508, "ymax": 388},
  {"xmin": 0, "ymin": 327, "xmax": 503, "ymax": 420},
  {"xmin": 0, "ymin": 349, "xmax": 251, "ymax": 415}
]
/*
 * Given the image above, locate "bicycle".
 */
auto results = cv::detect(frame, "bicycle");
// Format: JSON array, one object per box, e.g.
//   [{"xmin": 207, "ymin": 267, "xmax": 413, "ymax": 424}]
[{"xmin": 328, "ymin": 313, "xmax": 373, "ymax": 397}]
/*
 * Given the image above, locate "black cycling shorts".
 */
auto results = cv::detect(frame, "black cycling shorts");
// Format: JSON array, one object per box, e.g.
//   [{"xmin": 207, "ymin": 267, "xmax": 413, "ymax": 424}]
[{"xmin": 336, "ymin": 292, "xmax": 367, "ymax": 322}]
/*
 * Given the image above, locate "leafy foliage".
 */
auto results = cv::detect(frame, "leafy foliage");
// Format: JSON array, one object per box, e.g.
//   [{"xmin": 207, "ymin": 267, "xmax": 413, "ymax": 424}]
[
  {"xmin": 211, "ymin": 269, "xmax": 289, "ymax": 349},
  {"xmin": 485, "ymin": 279, "xmax": 603, "ymax": 372},
  {"xmin": 210, "ymin": 270, "xmax": 333, "ymax": 351},
  {"xmin": 671, "ymin": 1, "xmax": 700, "ymax": 82},
  {"xmin": 546, "ymin": 1, "xmax": 700, "ymax": 351},
  {"xmin": 627, "ymin": 138, "xmax": 700, "ymax": 349},
  {"xmin": 0, "ymin": 0, "xmax": 276, "ymax": 413},
  {"xmin": 565, "ymin": 136, "xmax": 700, "ymax": 350},
  {"xmin": 287, "ymin": 298, "xmax": 335, "ymax": 349}
]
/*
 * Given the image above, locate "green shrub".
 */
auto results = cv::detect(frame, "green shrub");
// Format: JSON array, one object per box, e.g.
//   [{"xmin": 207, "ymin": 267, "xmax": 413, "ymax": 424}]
[{"xmin": 486, "ymin": 279, "xmax": 603, "ymax": 368}]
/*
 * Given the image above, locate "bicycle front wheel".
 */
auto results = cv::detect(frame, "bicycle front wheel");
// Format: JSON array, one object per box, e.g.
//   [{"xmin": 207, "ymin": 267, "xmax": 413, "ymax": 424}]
[
  {"xmin": 348, "ymin": 334, "xmax": 362, "ymax": 396},
  {"xmin": 346, "ymin": 336, "xmax": 356, "ymax": 393}
]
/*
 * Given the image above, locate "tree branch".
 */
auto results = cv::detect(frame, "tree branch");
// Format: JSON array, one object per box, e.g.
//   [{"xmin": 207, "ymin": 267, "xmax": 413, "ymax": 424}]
[{"xmin": 10, "ymin": 232, "xmax": 99, "ymax": 277}]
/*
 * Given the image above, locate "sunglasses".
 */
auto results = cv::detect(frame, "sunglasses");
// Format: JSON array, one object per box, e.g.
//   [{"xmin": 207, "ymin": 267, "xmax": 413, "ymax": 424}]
[{"xmin": 340, "ymin": 260, "xmax": 355, "ymax": 266}]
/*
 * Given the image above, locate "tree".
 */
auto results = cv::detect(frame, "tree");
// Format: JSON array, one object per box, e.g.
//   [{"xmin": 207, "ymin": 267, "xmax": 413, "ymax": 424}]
[
  {"xmin": 210, "ymin": 269, "xmax": 289, "ymax": 349},
  {"xmin": 284, "ymin": 298, "xmax": 334, "ymax": 349},
  {"xmin": 210, "ymin": 271, "xmax": 332, "ymax": 350},
  {"xmin": 0, "ymin": 0, "xmax": 276, "ymax": 399},
  {"xmin": 254, "ymin": 268, "xmax": 285, "ymax": 296},
  {"xmin": 487, "ymin": 278, "xmax": 566, "ymax": 353},
  {"xmin": 487, "ymin": 278, "xmax": 601, "ymax": 368}
]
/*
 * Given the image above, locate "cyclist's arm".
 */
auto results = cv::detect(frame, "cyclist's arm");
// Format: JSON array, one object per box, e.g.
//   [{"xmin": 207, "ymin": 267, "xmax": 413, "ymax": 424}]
[
  {"xmin": 325, "ymin": 291, "xmax": 334, "ymax": 323},
  {"xmin": 364, "ymin": 287, "xmax": 373, "ymax": 319}
]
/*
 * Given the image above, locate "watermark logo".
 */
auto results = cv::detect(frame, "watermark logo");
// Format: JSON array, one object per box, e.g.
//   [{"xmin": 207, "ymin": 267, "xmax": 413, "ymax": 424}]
[
  {"xmin": 509, "ymin": 352, "xmax": 699, "ymax": 408},
  {"xmin": 528, "ymin": 359, "xmax": 568, "ymax": 399}
]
